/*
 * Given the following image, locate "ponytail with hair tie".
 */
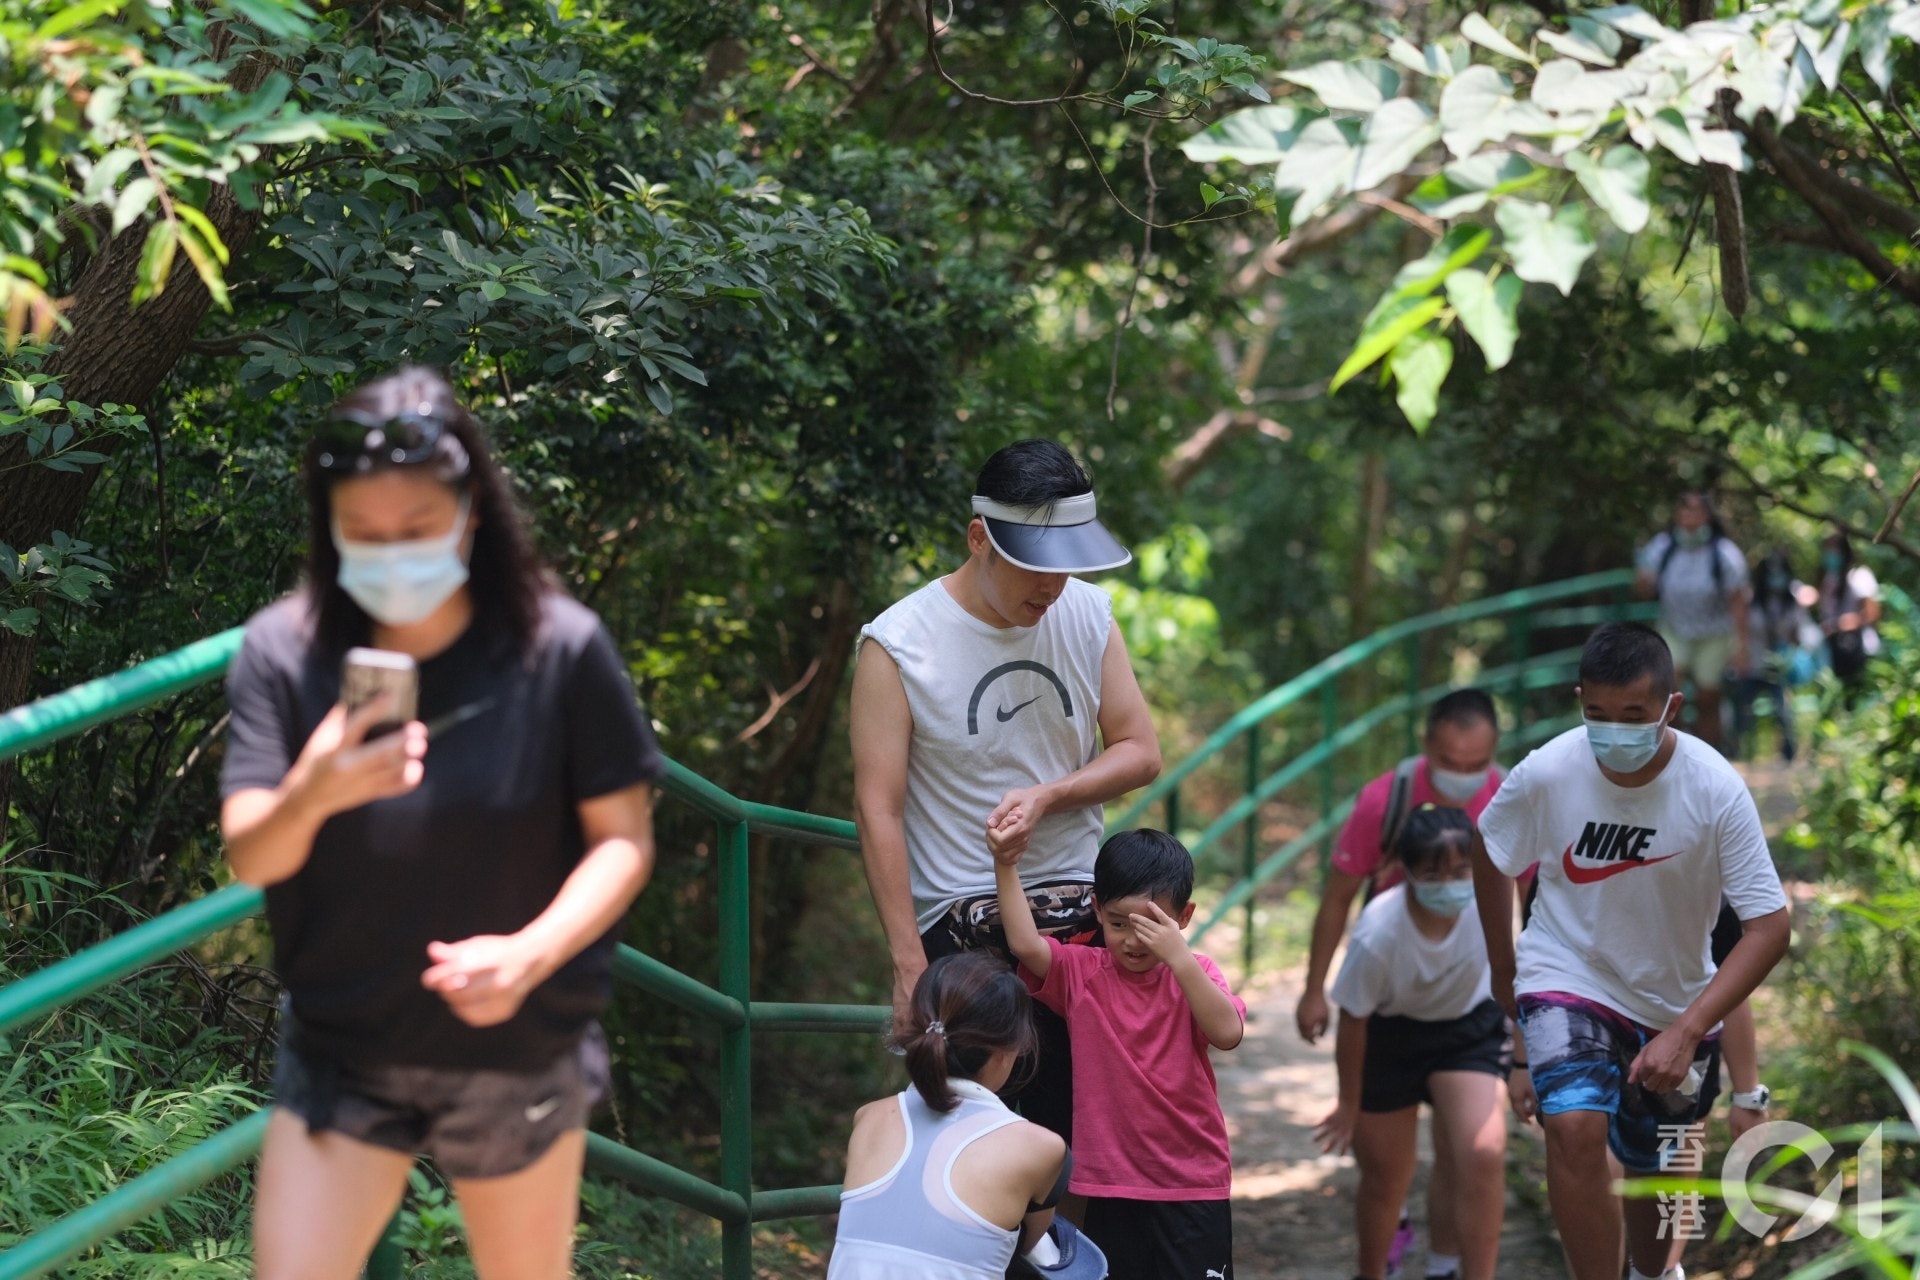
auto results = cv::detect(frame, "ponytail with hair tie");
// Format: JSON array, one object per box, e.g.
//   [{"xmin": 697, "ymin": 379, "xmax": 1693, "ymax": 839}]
[{"xmin": 901, "ymin": 954, "xmax": 1038, "ymax": 1114}]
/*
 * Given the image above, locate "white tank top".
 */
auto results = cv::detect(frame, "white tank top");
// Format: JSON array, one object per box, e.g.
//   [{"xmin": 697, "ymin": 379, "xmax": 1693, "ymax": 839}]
[
  {"xmin": 860, "ymin": 577, "xmax": 1110, "ymax": 928},
  {"xmin": 829, "ymin": 1080, "xmax": 1025, "ymax": 1280}
]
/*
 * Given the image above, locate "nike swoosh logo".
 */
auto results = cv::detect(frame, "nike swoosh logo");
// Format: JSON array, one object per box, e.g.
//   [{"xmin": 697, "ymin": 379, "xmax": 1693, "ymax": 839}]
[
  {"xmin": 524, "ymin": 1096, "xmax": 562, "ymax": 1124},
  {"xmin": 996, "ymin": 696, "xmax": 1042, "ymax": 722},
  {"xmin": 1561, "ymin": 845, "xmax": 1682, "ymax": 884}
]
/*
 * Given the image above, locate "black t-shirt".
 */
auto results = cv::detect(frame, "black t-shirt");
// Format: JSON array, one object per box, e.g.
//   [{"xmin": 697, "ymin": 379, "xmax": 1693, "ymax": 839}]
[{"xmin": 220, "ymin": 592, "xmax": 664, "ymax": 1071}]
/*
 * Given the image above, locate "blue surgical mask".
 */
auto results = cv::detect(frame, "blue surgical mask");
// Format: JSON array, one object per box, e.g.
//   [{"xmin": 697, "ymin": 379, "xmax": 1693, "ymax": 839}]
[
  {"xmin": 1412, "ymin": 878, "xmax": 1475, "ymax": 917},
  {"xmin": 1822, "ymin": 550, "xmax": 1844, "ymax": 574},
  {"xmin": 1429, "ymin": 766, "xmax": 1490, "ymax": 803},
  {"xmin": 333, "ymin": 496, "xmax": 472, "ymax": 626},
  {"xmin": 1676, "ymin": 527, "xmax": 1711, "ymax": 549},
  {"xmin": 1583, "ymin": 694, "xmax": 1676, "ymax": 773}
]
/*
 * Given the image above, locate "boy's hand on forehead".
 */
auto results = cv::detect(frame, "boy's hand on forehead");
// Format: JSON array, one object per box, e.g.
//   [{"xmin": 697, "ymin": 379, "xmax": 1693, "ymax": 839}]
[{"xmin": 1129, "ymin": 899, "xmax": 1192, "ymax": 966}]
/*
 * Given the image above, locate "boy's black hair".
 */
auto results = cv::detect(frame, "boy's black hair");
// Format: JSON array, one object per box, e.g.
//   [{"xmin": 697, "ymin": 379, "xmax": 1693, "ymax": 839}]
[
  {"xmin": 974, "ymin": 440, "xmax": 1093, "ymax": 509},
  {"xmin": 1392, "ymin": 804, "xmax": 1474, "ymax": 876},
  {"xmin": 1579, "ymin": 621, "xmax": 1675, "ymax": 698},
  {"xmin": 1427, "ymin": 687, "xmax": 1497, "ymax": 735},
  {"xmin": 1093, "ymin": 828, "xmax": 1194, "ymax": 910}
]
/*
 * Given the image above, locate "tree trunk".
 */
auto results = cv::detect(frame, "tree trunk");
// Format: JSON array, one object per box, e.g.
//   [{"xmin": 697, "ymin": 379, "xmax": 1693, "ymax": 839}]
[{"xmin": 0, "ymin": 168, "xmax": 265, "ymax": 842}]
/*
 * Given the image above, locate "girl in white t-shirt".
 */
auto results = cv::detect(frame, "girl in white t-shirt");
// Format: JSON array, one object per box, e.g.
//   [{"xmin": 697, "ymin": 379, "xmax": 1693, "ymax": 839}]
[{"xmin": 1315, "ymin": 806, "xmax": 1510, "ymax": 1280}]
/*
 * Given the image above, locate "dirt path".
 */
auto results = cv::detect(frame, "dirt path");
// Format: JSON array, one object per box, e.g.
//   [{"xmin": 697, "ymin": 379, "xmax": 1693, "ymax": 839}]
[{"xmin": 1219, "ymin": 963, "xmax": 1565, "ymax": 1280}]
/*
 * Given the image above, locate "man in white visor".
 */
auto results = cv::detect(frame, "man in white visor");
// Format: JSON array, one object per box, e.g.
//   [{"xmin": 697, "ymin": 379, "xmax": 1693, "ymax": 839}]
[{"xmin": 851, "ymin": 439, "xmax": 1163, "ymax": 1144}]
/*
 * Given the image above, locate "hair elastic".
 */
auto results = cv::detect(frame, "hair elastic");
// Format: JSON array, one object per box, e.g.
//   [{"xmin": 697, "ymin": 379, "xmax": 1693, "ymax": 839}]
[{"xmin": 925, "ymin": 1019, "xmax": 946, "ymax": 1037}]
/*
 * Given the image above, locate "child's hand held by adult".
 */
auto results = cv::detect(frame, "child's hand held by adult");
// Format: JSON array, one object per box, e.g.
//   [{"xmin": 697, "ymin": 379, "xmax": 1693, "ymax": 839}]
[
  {"xmin": 985, "ymin": 784, "xmax": 1050, "ymax": 861},
  {"xmin": 288, "ymin": 694, "xmax": 427, "ymax": 819},
  {"xmin": 421, "ymin": 935, "xmax": 543, "ymax": 1027}
]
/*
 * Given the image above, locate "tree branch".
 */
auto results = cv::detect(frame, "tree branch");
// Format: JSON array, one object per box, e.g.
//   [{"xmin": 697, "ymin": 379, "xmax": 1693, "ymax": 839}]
[
  {"xmin": 1722, "ymin": 451, "xmax": 1920, "ymax": 565},
  {"xmin": 1743, "ymin": 118, "xmax": 1920, "ymax": 308}
]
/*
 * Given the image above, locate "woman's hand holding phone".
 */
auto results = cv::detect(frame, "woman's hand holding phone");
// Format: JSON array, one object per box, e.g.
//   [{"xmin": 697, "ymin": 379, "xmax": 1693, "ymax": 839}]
[{"xmin": 287, "ymin": 693, "xmax": 428, "ymax": 820}]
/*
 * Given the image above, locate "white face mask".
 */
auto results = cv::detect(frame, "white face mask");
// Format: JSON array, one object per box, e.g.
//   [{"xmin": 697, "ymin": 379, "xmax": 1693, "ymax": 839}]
[
  {"xmin": 1428, "ymin": 765, "xmax": 1490, "ymax": 803},
  {"xmin": 332, "ymin": 495, "xmax": 472, "ymax": 626},
  {"xmin": 1583, "ymin": 694, "xmax": 1677, "ymax": 773}
]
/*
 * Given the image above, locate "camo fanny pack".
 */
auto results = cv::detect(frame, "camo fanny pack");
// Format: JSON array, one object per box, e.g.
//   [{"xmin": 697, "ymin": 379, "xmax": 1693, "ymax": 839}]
[{"xmin": 932, "ymin": 879, "xmax": 1100, "ymax": 965}]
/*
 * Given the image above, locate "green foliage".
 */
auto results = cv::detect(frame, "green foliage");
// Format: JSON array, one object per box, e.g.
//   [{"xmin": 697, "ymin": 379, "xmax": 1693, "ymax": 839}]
[
  {"xmin": 0, "ymin": 347, "xmax": 144, "ymax": 633},
  {"xmin": 1781, "ymin": 632, "xmax": 1920, "ymax": 1189},
  {"xmin": 0, "ymin": 861, "xmax": 263, "ymax": 1274},
  {"xmin": 0, "ymin": 0, "xmax": 378, "ymax": 338},
  {"xmin": 1180, "ymin": 1, "xmax": 1920, "ymax": 427}
]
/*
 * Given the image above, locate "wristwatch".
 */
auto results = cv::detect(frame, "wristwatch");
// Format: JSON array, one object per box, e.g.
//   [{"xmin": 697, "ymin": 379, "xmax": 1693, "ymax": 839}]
[{"xmin": 1730, "ymin": 1084, "xmax": 1771, "ymax": 1112}]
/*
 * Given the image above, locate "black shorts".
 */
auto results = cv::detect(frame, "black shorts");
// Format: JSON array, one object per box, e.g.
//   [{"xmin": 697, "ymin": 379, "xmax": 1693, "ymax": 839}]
[
  {"xmin": 1082, "ymin": 1196, "xmax": 1232, "ymax": 1280},
  {"xmin": 1360, "ymin": 999, "xmax": 1509, "ymax": 1114},
  {"xmin": 273, "ymin": 1014, "xmax": 609, "ymax": 1179}
]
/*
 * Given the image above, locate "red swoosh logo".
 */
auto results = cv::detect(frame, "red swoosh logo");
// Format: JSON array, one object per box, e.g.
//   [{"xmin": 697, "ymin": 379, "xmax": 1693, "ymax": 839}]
[{"xmin": 1561, "ymin": 845, "xmax": 1682, "ymax": 884}]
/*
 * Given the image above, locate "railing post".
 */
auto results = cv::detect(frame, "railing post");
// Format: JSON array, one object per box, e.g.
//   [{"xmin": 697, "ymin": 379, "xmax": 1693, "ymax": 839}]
[
  {"xmin": 1319, "ymin": 682, "xmax": 1338, "ymax": 869},
  {"xmin": 1165, "ymin": 783, "xmax": 1180, "ymax": 841},
  {"xmin": 1403, "ymin": 634, "xmax": 1422, "ymax": 760},
  {"xmin": 1242, "ymin": 723, "xmax": 1259, "ymax": 978},
  {"xmin": 1510, "ymin": 609, "xmax": 1534, "ymax": 727},
  {"xmin": 719, "ymin": 819, "xmax": 753, "ymax": 1280}
]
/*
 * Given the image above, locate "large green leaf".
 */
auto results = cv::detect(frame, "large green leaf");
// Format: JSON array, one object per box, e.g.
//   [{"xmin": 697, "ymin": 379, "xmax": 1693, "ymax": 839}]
[
  {"xmin": 1180, "ymin": 106, "xmax": 1314, "ymax": 165},
  {"xmin": 1280, "ymin": 59, "xmax": 1401, "ymax": 112},
  {"xmin": 1439, "ymin": 65, "xmax": 1514, "ymax": 156},
  {"xmin": 1386, "ymin": 225, "xmax": 1492, "ymax": 306},
  {"xmin": 1443, "ymin": 268, "xmax": 1522, "ymax": 369},
  {"xmin": 1275, "ymin": 116, "xmax": 1362, "ymax": 227},
  {"xmin": 1495, "ymin": 200, "xmax": 1595, "ymax": 295},
  {"xmin": 1411, "ymin": 152, "xmax": 1543, "ymax": 218},
  {"xmin": 1567, "ymin": 144, "xmax": 1650, "ymax": 233},
  {"xmin": 1331, "ymin": 294, "xmax": 1446, "ymax": 391},
  {"xmin": 1587, "ymin": 5, "xmax": 1669, "ymax": 41},
  {"xmin": 1460, "ymin": 13, "xmax": 1535, "ymax": 64},
  {"xmin": 1352, "ymin": 99, "xmax": 1441, "ymax": 192},
  {"xmin": 1389, "ymin": 327, "xmax": 1453, "ymax": 432},
  {"xmin": 1538, "ymin": 16, "xmax": 1622, "ymax": 67}
]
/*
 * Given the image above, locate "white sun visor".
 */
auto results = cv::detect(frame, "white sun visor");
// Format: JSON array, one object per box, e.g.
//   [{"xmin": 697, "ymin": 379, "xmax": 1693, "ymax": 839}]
[{"xmin": 970, "ymin": 492, "xmax": 1132, "ymax": 573}]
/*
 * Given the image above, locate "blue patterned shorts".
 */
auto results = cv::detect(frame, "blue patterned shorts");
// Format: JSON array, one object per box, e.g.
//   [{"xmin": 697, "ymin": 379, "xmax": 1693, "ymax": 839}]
[{"xmin": 1517, "ymin": 993, "xmax": 1721, "ymax": 1173}]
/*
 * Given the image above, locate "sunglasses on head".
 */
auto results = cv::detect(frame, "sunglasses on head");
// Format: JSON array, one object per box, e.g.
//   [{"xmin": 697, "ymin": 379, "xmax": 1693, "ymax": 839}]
[{"xmin": 313, "ymin": 406, "xmax": 450, "ymax": 474}]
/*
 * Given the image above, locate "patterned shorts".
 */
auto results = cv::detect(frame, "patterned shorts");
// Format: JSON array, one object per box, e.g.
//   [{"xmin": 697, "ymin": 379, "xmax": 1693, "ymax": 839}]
[
  {"xmin": 1518, "ymin": 993, "xmax": 1721, "ymax": 1173},
  {"xmin": 929, "ymin": 878, "xmax": 1101, "ymax": 963}
]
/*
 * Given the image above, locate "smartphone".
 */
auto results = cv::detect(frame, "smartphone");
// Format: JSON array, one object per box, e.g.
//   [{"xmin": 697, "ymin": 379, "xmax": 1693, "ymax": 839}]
[{"xmin": 341, "ymin": 647, "xmax": 418, "ymax": 740}]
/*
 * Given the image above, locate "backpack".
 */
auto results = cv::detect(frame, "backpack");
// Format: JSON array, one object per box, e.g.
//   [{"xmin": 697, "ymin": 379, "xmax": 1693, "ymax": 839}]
[
  {"xmin": 1377, "ymin": 754, "xmax": 1424, "ymax": 856},
  {"xmin": 1656, "ymin": 530, "xmax": 1728, "ymax": 598}
]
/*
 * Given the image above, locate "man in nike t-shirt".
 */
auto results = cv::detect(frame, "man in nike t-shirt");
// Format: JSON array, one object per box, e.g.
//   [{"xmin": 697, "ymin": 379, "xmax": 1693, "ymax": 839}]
[
  {"xmin": 850, "ymin": 439, "xmax": 1162, "ymax": 1141},
  {"xmin": 1471, "ymin": 622, "xmax": 1788, "ymax": 1280}
]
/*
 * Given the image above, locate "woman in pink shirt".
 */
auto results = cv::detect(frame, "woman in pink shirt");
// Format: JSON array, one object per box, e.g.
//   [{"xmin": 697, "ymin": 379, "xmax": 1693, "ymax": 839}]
[{"xmin": 997, "ymin": 829, "xmax": 1246, "ymax": 1280}]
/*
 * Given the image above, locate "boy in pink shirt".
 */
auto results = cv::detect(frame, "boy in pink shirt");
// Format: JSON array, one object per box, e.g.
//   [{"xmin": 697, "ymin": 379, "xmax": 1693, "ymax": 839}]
[{"xmin": 996, "ymin": 828, "xmax": 1246, "ymax": 1279}]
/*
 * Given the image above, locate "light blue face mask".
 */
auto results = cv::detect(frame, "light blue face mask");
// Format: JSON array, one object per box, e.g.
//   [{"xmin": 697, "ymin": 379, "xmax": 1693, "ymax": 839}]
[
  {"xmin": 333, "ymin": 495, "xmax": 472, "ymax": 626},
  {"xmin": 1583, "ymin": 694, "xmax": 1676, "ymax": 773},
  {"xmin": 1412, "ymin": 878, "xmax": 1475, "ymax": 917}
]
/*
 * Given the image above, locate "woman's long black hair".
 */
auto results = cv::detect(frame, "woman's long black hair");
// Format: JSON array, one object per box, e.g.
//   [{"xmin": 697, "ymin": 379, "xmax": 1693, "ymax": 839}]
[
  {"xmin": 301, "ymin": 367, "xmax": 551, "ymax": 658},
  {"xmin": 896, "ymin": 952, "xmax": 1037, "ymax": 1114}
]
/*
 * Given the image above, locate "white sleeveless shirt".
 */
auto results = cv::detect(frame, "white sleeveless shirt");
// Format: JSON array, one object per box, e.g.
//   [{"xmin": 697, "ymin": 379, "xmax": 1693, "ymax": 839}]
[
  {"xmin": 829, "ymin": 1079, "xmax": 1026, "ymax": 1280},
  {"xmin": 860, "ymin": 577, "xmax": 1111, "ymax": 928}
]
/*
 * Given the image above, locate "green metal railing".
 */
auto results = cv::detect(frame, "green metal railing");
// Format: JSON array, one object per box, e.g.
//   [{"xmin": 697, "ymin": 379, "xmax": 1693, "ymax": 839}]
[
  {"xmin": 0, "ymin": 631, "xmax": 885, "ymax": 1280},
  {"xmin": 1112, "ymin": 569, "xmax": 1657, "ymax": 963},
  {"xmin": 0, "ymin": 568, "xmax": 1656, "ymax": 1277}
]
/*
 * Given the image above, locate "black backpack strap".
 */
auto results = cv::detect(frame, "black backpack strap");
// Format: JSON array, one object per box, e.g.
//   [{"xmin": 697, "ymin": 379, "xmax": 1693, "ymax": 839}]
[
  {"xmin": 1025, "ymin": 1147, "xmax": 1074, "ymax": 1213},
  {"xmin": 1377, "ymin": 755, "xmax": 1423, "ymax": 856}
]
